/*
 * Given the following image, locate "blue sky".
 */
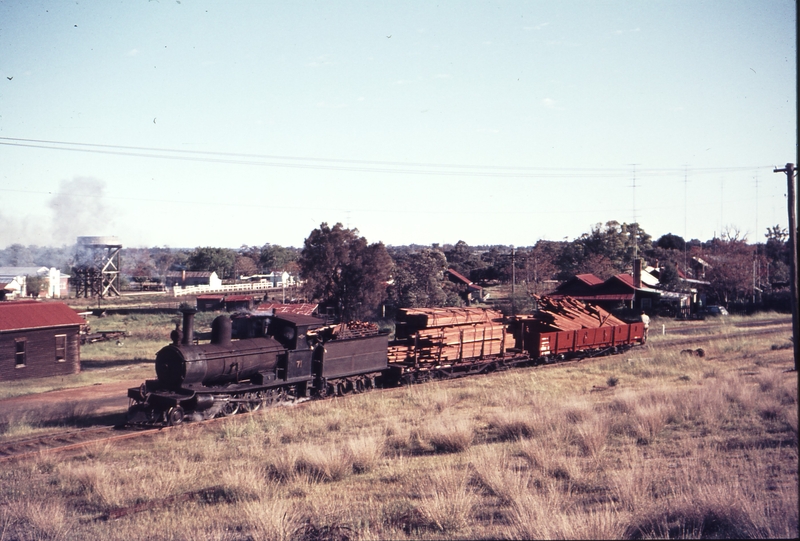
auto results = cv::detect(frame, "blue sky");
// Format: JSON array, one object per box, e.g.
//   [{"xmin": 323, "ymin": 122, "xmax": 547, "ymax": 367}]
[{"xmin": 0, "ymin": 0, "xmax": 796, "ymax": 249}]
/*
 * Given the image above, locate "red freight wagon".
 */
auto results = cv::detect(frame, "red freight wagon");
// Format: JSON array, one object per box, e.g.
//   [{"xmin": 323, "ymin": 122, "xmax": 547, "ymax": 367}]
[{"xmin": 516, "ymin": 320, "xmax": 645, "ymax": 362}]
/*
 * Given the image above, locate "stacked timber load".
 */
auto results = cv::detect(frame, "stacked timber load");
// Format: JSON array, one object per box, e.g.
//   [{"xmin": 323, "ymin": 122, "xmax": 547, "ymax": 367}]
[
  {"xmin": 308, "ymin": 321, "xmax": 379, "ymax": 341},
  {"xmin": 532, "ymin": 296, "xmax": 626, "ymax": 332},
  {"xmin": 389, "ymin": 307, "xmax": 506, "ymax": 365}
]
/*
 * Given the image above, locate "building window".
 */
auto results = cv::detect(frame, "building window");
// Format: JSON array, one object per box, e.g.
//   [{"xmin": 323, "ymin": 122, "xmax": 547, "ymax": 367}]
[
  {"xmin": 15, "ymin": 339, "xmax": 26, "ymax": 367},
  {"xmin": 56, "ymin": 334, "xmax": 67, "ymax": 362}
]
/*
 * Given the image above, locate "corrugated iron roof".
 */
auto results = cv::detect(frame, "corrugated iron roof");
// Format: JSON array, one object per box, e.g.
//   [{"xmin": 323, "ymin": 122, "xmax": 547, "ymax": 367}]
[
  {"xmin": 612, "ymin": 274, "xmax": 635, "ymax": 287},
  {"xmin": 0, "ymin": 301, "xmax": 86, "ymax": 332},
  {"xmin": 575, "ymin": 273, "xmax": 604, "ymax": 286},
  {"xmin": 550, "ymin": 293, "xmax": 634, "ymax": 302},
  {"xmin": 0, "ymin": 266, "xmax": 48, "ymax": 277},
  {"xmin": 446, "ymin": 268, "xmax": 483, "ymax": 291},
  {"xmin": 165, "ymin": 271, "xmax": 213, "ymax": 278},
  {"xmin": 225, "ymin": 295, "xmax": 253, "ymax": 302},
  {"xmin": 272, "ymin": 312, "xmax": 324, "ymax": 326},
  {"xmin": 255, "ymin": 303, "xmax": 318, "ymax": 316}
]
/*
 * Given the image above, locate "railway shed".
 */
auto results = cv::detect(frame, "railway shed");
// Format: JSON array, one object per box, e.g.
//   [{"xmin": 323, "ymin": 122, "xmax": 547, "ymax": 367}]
[
  {"xmin": 224, "ymin": 295, "xmax": 255, "ymax": 312},
  {"xmin": 196, "ymin": 294, "xmax": 225, "ymax": 311},
  {"xmin": 0, "ymin": 301, "xmax": 85, "ymax": 381}
]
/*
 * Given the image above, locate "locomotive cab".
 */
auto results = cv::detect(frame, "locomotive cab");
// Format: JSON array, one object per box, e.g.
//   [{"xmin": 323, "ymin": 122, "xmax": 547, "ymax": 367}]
[{"xmin": 267, "ymin": 313, "xmax": 325, "ymax": 350}]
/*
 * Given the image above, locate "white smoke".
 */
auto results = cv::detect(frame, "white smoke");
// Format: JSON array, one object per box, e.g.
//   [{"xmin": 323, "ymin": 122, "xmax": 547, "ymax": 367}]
[
  {"xmin": 48, "ymin": 177, "xmax": 116, "ymax": 246},
  {"xmin": 0, "ymin": 211, "xmax": 47, "ymax": 247}
]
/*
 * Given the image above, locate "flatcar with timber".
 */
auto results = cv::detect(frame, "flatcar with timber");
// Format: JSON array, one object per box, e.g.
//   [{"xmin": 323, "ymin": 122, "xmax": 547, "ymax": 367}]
[
  {"xmin": 383, "ymin": 300, "xmax": 645, "ymax": 384},
  {"xmin": 127, "ymin": 308, "xmax": 388, "ymax": 426}
]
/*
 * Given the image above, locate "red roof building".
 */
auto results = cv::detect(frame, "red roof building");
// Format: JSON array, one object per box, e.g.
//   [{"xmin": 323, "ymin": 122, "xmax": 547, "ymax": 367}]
[
  {"xmin": 0, "ymin": 301, "xmax": 85, "ymax": 381},
  {"xmin": 551, "ymin": 273, "xmax": 661, "ymax": 314}
]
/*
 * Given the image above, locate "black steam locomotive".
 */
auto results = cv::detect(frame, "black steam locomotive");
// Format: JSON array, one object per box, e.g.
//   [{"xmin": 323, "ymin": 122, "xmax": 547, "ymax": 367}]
[{"xmin": 127, "ymin": 309, "xmax": 388, "ymax": 426}]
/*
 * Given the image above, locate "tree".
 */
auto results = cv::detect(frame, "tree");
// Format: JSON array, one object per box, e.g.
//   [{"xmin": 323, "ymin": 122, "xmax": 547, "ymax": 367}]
[
  {"xmin": 656, "ymin": 233, "xmax": 686, "ymax": 251},
  {"xmin": 2, "ymin": 244, "xmax": 34, "ymax": 267},
  {"xmin": 186, "ymin": 247, "xmax": 237, "ymax": 278},
  {"xmin": 151, "ymin": 247, "xmax": 179, "ymax": 278},
  {"xmin": 238, "ymin": 245, "xmax": 262, "ymax": 266},
  {"xmin": 658, "ymin": 263, "xmax": 682, "ymax": 291},
  {"xmin": 234, "ymin": 255, "xmax": 258, "ymax": 277},
  {"xmin": 701, "ymin": 235, "xmax": 755, "ymax": 305},
  {"xmin": 260, "ymin": 244, "xmax": 300, "ymax": 272},
  {"xmin": 522, "ymin": 241, "xmax": 562, "ymax": 294},
  {"xmin": 444, "ymin": 241, "xmax": 485, "ymax": 277},
  {"xmin": 25, "ymin": 274, "xmax": 44, "ymax": 297},
  {"xmin": 299, "ymin": 223, "xmax": 392, "ymax": 320},
  {"xmin": 387, "ymin": 248, "xmax": 452, "ymax": 309},
  {"xmin": 556, "ymin": 221, "xmax": 652, "ymax": 279}
]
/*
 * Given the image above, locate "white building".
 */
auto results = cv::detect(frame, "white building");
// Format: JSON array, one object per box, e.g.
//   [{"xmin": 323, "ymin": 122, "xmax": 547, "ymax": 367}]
[{"xmin": 0, "ymin": 267, "xmax": 63, "ymax": 298}]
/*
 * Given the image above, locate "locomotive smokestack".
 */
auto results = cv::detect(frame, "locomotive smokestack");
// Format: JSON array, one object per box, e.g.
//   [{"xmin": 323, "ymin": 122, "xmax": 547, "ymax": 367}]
[{"xmin": 181, "ymin": 307, "xmax": 197, "ymax": 345}]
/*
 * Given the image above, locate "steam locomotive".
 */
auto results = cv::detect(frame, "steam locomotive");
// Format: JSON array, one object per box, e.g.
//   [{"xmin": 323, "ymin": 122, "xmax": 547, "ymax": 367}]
[
  {"xmin": 128, "ymin": 305, "xmax": 646, "ymax": 426},
  {"xmin": 127, "ymin": 309, "xmax": 388, "ymax": 426}
]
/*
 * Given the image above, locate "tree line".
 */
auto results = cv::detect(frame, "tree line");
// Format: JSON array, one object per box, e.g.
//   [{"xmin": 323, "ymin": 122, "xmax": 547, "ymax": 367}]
[{"xmin": 0, "ymin": 220, "xmax": 792, "ymax": 316}]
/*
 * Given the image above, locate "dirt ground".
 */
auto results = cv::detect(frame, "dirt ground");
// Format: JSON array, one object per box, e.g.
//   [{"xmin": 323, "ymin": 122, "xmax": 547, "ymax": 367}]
[{"xmin": 0, "ymin": 379, "xmax": 139, "ymax": 421}]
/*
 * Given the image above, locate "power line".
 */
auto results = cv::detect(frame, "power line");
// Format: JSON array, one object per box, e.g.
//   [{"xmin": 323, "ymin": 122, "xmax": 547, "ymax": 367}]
[{"xmin": 0, "ymin": 136, "xmax": 773, "ymax": 179}]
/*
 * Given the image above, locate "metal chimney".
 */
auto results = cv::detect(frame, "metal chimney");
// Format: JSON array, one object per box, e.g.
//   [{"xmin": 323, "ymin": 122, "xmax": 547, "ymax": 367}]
[
  {"xmin": 181, "ymin": 307, "xmax": 197, "ymax": 345},
  {"xmin": 633, "ymin": 259, "xmax": 643, "ymax": 289}
]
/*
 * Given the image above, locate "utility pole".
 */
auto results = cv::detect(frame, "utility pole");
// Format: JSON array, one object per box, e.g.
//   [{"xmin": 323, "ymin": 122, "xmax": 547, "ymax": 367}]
[
  {"xmin": 773, "ymin": 163, "xmax": 798, "ymax": 371},
  {"xmin": 511, "ymin": 246, "xmax": 516, "ymax": 316}
]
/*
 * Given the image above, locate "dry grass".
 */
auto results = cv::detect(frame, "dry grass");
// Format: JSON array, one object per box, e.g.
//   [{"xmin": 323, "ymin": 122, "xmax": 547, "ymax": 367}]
[{"xmin": 0, "ymin": 314, "xmax": 796, "ymax": 539}]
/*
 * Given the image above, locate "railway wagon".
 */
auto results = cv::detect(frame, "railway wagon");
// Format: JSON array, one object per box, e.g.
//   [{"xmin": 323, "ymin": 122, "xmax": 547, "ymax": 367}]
[{"xmin": 514, "ymin": 318, "xmax": 646, "ymax": 362}]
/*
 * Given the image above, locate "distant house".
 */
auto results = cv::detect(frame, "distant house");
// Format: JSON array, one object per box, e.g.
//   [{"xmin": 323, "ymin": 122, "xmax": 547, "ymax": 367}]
[
  {"xmin": 446, "ymin": 268, "xmax": 484, "ymax": 304},
  {"xmin": 0, "ymin": 283, "xmax": 13, "ymax": 301},
  {"xmin": 241, "ymin": 271, "xmax": 297, "ymax": 287},
  {"xmin": 0, "ymin": 267, "xmax": 64, "ymax": 299},
  {"xmin": 551, "ymin": 270, "xmax": 661, "ymax": 314},
  {"xmin": 165, "ymin": 270, "xmax": 222, "ymax": 288},
  {"xmin": 0, "ymin": 280, "xmax": 22, "ymax": 301},
  {"xmin": 0, "ymin": 301, "xmax": 85, "ymax": 381}
]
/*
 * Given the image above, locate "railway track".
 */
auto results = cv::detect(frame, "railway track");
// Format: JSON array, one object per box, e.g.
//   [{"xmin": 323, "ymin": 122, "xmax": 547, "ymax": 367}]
[
  {"xmin": 660, "ymin": 316, "xmax": 791, "ymax": 336},
  {"xmin": 652, "ymin": 321, "xmax": 792, "ymax": 349},
  {"xmin": 0, "ymin": 398, "xmax": 311, "ymax": 463},
  {"xmin": 0, "ymin": 425, "xmax": 160, "ymax": 463}
]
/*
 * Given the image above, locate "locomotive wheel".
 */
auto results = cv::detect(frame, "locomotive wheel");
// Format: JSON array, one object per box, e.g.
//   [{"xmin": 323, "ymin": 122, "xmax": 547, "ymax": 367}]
[
  {"xmin": 240, "ymin": 392, "xmax": 264, "ymax": 412},
  {"xmin": 167, "ymin": 406, "xmax": 184, "ymax": 426},
  {"xmin": 355, "ymin": 379, "xmax": 365, "ymax": 393},
  {"xmin": 222, "ymin": 400, "xmax": 239, "ymax": 416}
]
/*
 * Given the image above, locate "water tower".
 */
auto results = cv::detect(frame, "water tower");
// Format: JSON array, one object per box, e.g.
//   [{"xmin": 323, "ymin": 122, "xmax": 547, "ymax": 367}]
[{"xmin": 73, "ymin": 236, "xmax": 122, "ymax": 298}]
